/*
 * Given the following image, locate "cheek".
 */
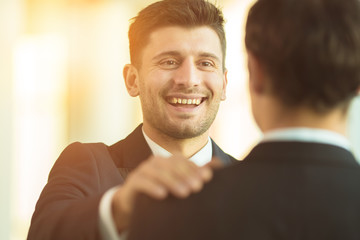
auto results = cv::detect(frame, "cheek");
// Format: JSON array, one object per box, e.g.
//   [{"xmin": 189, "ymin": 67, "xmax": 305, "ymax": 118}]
[
  {"xmin": 206, "ymin": 75, "xmax": 225, "ymax": 95},
  {"xmin": 146, "ymin": 70, "xmax": 171, "ymax": 86},
  {"xmin": 140, "ymin": 76, "xmax": 166, "ymax": 103}
]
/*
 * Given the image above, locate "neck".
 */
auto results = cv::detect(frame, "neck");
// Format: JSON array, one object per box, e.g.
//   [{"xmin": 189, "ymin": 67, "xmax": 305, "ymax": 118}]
[
  {"xmin": 142, "ymin": 124, "xmax": 210, "ymax": 158},
  {"xmin": 259, "ymin": 99, "xmax": 348, "ymax": 136}
]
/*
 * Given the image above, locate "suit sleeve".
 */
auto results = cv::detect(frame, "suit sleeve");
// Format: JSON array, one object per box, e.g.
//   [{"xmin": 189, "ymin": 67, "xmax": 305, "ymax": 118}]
[{"xmin": 27, "ymin": 142, "xmax": 112, "ymax": 240}]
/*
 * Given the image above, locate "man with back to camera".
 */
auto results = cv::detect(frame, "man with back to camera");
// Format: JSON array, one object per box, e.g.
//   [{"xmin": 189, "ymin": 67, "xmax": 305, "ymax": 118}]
[
  {"xmin": 127, "ymin": 0, "xmax": 360, "ymax": 239},
  {"xmin": 27, "ymin": 0, "xmax": 237, "ymax": 239}
]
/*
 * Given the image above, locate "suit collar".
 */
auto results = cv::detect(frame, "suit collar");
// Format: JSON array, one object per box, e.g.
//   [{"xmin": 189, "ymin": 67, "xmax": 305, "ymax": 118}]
[
  {"xmin": 109, "ymin": 124, "xmax": 152, "ymax": 168},
  {"xmin": 109, "ymin": 124, "xmax": 235, "ymax": 169},
  {"xmin": 143, "ymin": 130, "xmax": 213, "ymax": 166},
  {"xmin": 245, "ymin": 141, "xmax": 358, "ymax": 167},
  {"xmin": 262, "ymin": 127, "xmax": 351, "ymax": 151}
]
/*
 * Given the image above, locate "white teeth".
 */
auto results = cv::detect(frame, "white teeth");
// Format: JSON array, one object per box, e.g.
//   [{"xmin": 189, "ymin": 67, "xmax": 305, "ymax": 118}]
[{"xmin": 170, "ymin": 98, "xmax": 202, "ymax": 105}]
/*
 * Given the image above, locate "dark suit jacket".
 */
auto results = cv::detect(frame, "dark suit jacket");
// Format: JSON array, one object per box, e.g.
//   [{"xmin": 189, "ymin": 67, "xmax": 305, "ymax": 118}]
[
  {"xmin": 27, "ymin": 124, "xmax": 237, "ymax": 240},
  {"xmin": 128, "ymin": 141, "xmax": 360, "ymax": 240}
]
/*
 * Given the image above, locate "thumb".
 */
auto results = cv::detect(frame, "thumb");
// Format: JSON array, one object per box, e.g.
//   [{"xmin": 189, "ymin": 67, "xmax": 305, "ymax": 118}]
[
  {"xmin": 205, "ymin": 157, "xmax": 224, "ymax": 170},
  {"xmin": 198, "ymin": 157, "xmax": 224, "ymax": 183}
]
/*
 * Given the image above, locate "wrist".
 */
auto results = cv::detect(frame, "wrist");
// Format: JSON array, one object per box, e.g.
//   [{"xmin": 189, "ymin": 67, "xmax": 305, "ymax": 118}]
[{"xmin": 111, "ymin": 188, "xmax": 131, "ymax": 233}]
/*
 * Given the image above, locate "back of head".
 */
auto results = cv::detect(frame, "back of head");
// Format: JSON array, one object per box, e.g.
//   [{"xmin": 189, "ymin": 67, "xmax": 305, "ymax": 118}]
[
  {"xmin": 245, "ymin": 0, "xmax": 360, "ymax": 113},
  {"xmin": 128, "ymin": 0, "xmax": 226, "ymax": 69}
]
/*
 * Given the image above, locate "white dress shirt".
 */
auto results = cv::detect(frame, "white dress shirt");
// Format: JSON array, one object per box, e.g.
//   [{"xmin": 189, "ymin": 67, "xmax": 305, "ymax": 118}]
[{"xmin": 99, "ymin": 129, "xmax": 213, "ymax": 240}]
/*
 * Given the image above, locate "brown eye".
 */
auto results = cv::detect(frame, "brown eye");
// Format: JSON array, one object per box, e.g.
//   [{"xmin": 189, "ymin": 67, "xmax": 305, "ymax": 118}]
[
  {"xmin": 200, "ymin": 62, "xmax": 212, "ymax": 67},
  {"xmin": 159, "ymin": 59, "xmax": 179, "ymax": 69},
  {"xmin": 165, "ymin": 60, "xmax": 177, "ymax": 65},
  {"xmin": 198, "ymin": 60, "xmax": 215, "ymax": 69}
]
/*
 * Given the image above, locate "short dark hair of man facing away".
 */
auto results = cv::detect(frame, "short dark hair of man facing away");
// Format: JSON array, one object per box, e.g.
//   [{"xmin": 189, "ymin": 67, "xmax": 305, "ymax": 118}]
[
  {"xmin": 245, "ymin": 0, "xmax": 360, "ymax": 113},
  {"xmin": 128, "ymin": 0, "xmax": 227, "ymax": 70}
]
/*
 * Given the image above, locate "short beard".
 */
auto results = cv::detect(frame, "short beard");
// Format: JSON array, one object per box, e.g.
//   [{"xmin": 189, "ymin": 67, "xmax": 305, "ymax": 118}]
[
  {"xmin": 145, "ymin": 104, "xmax": 219, "ymax": 140},
  {"xmin": 159, "ymin": 117, "xmax": 214, "ymax": 139}
]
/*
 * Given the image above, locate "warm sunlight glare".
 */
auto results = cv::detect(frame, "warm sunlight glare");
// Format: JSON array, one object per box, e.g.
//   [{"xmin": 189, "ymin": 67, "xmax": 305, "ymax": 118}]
[{"xmin": 12, "ymin": 34, "xmax": 68, "ymax": 240}]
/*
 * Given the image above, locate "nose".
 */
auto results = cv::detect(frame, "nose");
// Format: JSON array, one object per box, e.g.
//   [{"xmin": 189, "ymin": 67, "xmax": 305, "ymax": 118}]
[{"xmin": 173, "ymin": 57, "xmax": 201, "ymax": 87}]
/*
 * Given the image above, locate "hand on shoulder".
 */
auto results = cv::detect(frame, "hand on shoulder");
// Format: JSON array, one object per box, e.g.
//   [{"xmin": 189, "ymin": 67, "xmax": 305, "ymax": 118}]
[{"xmin": 111, "ymin": 155, "xmax": 216, "ymax": 232}]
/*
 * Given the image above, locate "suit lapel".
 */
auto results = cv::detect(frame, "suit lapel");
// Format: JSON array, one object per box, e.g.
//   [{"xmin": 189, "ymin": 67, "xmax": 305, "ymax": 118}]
[
  {"xmin": 109, "ymin": 124, "xmax": 152, "ymax": 169},
  {"xmin": 210, "ymin": 139, "xmax": 237, "ymax": 165}
]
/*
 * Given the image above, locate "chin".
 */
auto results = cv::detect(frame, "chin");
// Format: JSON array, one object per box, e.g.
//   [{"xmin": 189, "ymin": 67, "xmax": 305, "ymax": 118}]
[{"xmin": 163, "ymin": 121, "xmax": 210, "ymax": 139}]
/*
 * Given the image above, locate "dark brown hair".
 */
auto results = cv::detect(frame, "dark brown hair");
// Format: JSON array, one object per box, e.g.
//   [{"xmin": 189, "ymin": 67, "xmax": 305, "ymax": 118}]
[
  {"xmin": 245, "ymin": 0, "xmax": 360, "ymax": 113},
  {"xmin": 128, "ymin": 0, "xmax": 226, "ymax": 70}
]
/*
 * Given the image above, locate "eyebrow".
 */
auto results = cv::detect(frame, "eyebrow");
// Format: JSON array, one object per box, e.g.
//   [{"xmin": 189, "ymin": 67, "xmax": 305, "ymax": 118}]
[
  {"xmin": 152, "ymin": 51, "xmax": 182, "ymax": 61},
  {"xmin": 152, "ymin": 51, "xmax": 221, "ymax": 63},
  {"xmin": 198, "ymin": 52, "xmax": 221, "ymax": 63}
]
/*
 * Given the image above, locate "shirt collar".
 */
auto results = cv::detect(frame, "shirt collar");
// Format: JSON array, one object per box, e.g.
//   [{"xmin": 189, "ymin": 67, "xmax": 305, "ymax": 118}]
[
  {"xmin": 142, "ymin": 128, "xmax": 212, "ymax": 166},
  {"xmin": 261, "ymin": 127, "xmax": 352, "ymax": 151}
]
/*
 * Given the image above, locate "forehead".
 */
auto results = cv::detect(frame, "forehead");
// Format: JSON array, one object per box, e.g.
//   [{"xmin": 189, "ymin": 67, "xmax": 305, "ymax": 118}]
[{"xmin": 142, "ymin": 26, "xmax": 223, "ymax": 61}]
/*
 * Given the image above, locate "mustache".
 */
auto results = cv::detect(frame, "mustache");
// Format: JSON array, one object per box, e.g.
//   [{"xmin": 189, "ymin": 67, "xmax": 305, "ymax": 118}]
[
  {"xmin": 161, "ymin": 85, "xmax": 210, "ymax": 95},
  {"xmin": 159, "ymin": 80, "xmax": 212, "ymax": 98}
]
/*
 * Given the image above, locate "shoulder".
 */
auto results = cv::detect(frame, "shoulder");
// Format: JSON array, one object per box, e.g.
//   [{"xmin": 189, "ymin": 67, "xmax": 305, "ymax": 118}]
[
  {"xmin": 49, "ymin": 141, "xmax": 124, "ymax": 190},
  {"xmin": 55, "ymin": 142, "xmax": 108, "ymax": 165},
  {"xmin": 49, "ymin": 142, "xmax": 113, "ymax": 178}
]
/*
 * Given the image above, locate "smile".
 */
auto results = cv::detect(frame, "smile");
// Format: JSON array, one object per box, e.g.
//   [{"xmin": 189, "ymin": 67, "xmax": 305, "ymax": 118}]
[{"xmin": 168, "ymin": 97, "xmax": 203, "ymax": 106}]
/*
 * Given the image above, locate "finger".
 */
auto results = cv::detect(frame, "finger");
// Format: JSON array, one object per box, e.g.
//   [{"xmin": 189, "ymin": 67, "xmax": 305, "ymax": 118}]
[
  {"xmin": 144, "ymin": 159, "xmax": 195, "ymax": 198},
  {"xmin": 198, "ymin": 166, "xmax": 213, "ymax": 183},
  {"xmin": 198, "ymin": 157, "xmax": 224, "ymax": 183},
  {"xmin": 142, "ymin": 156, "xmax": 206, "ymax": 197},
  {"xmin": 205, "ymin": 157, "xmax": 224, "ymax": 170},
  {"xmin": 119, "ymin": 171, "xmax": 168, "ymax": 212},
  {"xmin": 132, "ymin": 176, "xmax": 168, "ymax": 200},
  {"xmin": 166, "ymin": 156, "xmax": 205, "ymax": 190}
]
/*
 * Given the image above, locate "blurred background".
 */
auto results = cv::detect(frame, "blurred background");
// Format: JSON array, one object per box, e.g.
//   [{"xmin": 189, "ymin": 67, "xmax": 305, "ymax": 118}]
[{"xmin": 0, "ymin": 0, "xmax": 359, "ymax": 239}]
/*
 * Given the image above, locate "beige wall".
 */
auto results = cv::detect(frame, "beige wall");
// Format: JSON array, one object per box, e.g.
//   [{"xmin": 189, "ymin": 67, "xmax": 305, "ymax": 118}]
[{"xmin": 0, "ymin": 1, "xmax": 22, "ymax": 239}]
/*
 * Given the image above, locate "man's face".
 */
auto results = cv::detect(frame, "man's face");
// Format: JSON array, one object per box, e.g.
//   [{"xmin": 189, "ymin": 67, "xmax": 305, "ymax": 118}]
[{"xmin": 136, "ymin": 26, "xmax": 227, "ymax": 139}]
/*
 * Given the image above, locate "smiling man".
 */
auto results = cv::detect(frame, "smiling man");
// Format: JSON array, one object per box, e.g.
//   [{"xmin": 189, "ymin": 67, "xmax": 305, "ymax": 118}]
[
  {"xmin": 124, "ymin": 25, "xmax": 227, "ymax": 154},
  {"xmin": 27, "ymin": 0, "xmax": 237, "ymax": 239}
]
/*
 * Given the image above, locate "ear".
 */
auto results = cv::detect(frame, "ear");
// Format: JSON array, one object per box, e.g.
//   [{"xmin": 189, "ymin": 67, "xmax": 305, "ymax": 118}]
[
  {"xmin": 221, "ymin": 69, "xmax": 228, "ymax": 101},
  {"xmin": 123, "ymin": 64, "xmax": 140, "ymax": 97},
  {"xmin": 247, "ymin": 50, "xmax": 266, "ymax": 95}
]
